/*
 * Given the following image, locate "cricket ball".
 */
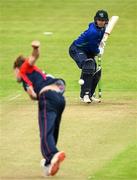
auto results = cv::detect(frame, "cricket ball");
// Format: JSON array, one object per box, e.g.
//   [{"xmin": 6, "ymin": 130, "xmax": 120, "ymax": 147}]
[{"xmin": 78, "ymin": 79, "xmax": 84, "ymax": 85}]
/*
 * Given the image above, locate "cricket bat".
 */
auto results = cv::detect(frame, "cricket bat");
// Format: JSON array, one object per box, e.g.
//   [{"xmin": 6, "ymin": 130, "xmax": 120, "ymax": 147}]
[
  {"xmin": 101, "ymin": 16, "xmax": 119, "ymax": 48},
  {"xmin": 98, "ymin": 16, "xmax": 119, "ymax": 98}
]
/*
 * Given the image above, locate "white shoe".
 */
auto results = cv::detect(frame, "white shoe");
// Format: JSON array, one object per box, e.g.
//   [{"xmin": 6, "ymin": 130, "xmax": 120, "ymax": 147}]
[
  {"xmin": 40, "ymin": 159, "xmax": 50, "ymax": 176},
  {"xmin": 91, "ymin": 96, "xmax": 101, "ymax": 103},
  {"xmin": 40, "ymin": 151, "xmax": 66, "ymax": 177},
  {"xmin": 83, "ymin": 95, "xmax": 91, "ymax": 103},
  {"xmin": 49, "ymin": 151, "xmax": 66, "ymax": 176}
]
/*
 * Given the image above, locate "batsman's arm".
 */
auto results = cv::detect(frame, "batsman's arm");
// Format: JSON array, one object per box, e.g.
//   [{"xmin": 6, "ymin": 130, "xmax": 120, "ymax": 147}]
[
  {"xmin": 26, "ymin": 86, "xmax": 38, "ymax": 100},
  {"xmin": 28, "ymin": 40, "xmax": 40, "ymax": 65}
]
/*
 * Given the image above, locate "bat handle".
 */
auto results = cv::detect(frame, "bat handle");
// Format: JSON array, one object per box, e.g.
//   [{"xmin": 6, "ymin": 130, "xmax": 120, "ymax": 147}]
[
  {"xmin": 97, "ymin": 56, "xmax": 102, "ymax": 98},
  {"xmin": 98, "ymin": 56, "xmax": 101, "ymax": 67}
]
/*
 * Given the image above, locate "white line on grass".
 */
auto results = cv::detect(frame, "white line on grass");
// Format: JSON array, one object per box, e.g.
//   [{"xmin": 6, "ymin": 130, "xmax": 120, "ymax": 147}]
[{"xmin": 9, "ymin": 94, "xmax": 21, "ymax": 101}]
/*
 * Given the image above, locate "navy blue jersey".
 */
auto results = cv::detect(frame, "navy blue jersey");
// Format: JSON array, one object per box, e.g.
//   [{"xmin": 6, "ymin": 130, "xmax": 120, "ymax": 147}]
[
  {"xmin": 22, "ymin": 74, "xmax": 57, "ymax": 94},
  {"xmin": 20, "ymin": 60, "xmax": 65, "ymax": 95},
  {"xmin": 74, "ymin": 22, "xmax": 105, "ymax": 55}
]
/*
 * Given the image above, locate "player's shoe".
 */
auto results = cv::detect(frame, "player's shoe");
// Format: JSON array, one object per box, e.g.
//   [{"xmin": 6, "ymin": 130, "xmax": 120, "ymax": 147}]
[
  {"xmin": 49, "ymin": 151, "xmax": 66, "ymax": 176},
  {"xmin": 83, "ymin": 94, "xmax": 91, "ymax": 103},
  {"xmin": 80, "ymin": 95, "xmax": 91, "ymax": 103},
  {"xmin": 40, "ymin": 159, "xmax": 50, "ymax": 176},
  {"xmin": 91, "ymin": 96, "xmax": 101, "ymax": 103},
  {"xmin": 40, "ymin": 151, "xmax": 66, "ymax": 176}
]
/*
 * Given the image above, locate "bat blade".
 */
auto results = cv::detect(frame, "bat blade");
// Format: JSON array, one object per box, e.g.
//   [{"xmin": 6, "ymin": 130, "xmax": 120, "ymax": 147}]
[
  {"xmin": 101, "ymin": 16, "xmax": 119, "ymax": 46},
  {"xmin": 105, "ymin": 16, "xmax": 119, "ymax": 34},
  {"xmin": 97, "ymin": 16, "xmax": 119, "ymax": 99}
]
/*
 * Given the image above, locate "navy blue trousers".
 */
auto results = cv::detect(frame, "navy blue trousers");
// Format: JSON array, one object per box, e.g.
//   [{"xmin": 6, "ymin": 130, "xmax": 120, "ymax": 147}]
[
  {"xmin": 69, "ymin": 43, "xmax": 97, "ymax": 97},
  {"xmin": 69, "ymin": 43, "xmax": 96, "ymax": 69},
  {"xmin": 38, "ymin": 90, "xmax": 65, "ymax": 165}
]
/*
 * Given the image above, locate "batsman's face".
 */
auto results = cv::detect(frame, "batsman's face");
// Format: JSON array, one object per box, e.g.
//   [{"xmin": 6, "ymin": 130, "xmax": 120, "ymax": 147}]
[
  {"xmin": 14, "ymin": 68, "xmax": 22, "ymax": 83},
  {"xmin": 96, "ymin": 20, "xmax": 106, "ymax": 28}
]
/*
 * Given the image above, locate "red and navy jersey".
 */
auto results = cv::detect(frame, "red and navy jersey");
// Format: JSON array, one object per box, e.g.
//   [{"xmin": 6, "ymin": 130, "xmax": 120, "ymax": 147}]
[{"xmin": 19, "ymin": 59, "xmax": 57, "ymax": 95}]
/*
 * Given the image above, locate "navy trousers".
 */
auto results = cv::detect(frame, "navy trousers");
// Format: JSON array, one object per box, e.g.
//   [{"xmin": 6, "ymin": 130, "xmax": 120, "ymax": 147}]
[
  {"xmin": 38, "ymin": 90, "xmax": 65, "ymax": 165},
  {"xmin": 69, "ymin": 43, "xmax": 96, "ymax": 69},
  {"xmin": 69, "ymin": 43, "xmax": 97, "ymax": 98}
]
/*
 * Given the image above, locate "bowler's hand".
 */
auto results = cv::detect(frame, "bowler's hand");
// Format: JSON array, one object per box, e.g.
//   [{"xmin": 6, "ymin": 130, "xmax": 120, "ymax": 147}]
[
  {"xmin": 27, "ymin": 86, "xmax": 38, "ymax": 100},
  {"xmin": 31, "ymin": 40, "xmax": 40, "ymax": 48},
  {"xmin": 29, "ymin": 41, "xmax": 40, "ymax": 65}
]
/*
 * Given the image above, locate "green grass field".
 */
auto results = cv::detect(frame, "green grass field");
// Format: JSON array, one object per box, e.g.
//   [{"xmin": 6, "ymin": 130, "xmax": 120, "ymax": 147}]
[{"xmin": 0, "ymin": 0, "xmax": 137, "ymax": 180}]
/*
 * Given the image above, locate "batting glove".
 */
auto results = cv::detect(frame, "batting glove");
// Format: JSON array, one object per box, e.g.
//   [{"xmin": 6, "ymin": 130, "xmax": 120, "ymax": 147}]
[
  {"xmin": 98, "ymin": 47, "xmax": 104, "ymax": 57},
  {"xmin": 100, "ymin": 41, "xmax": 106, "ymax": 48}
]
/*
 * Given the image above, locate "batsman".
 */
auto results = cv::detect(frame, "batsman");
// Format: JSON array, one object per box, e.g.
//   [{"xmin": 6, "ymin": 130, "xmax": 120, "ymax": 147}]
[{"xmin": 69, "ymin": 10, "xmax": 109, "ymax": 103}]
